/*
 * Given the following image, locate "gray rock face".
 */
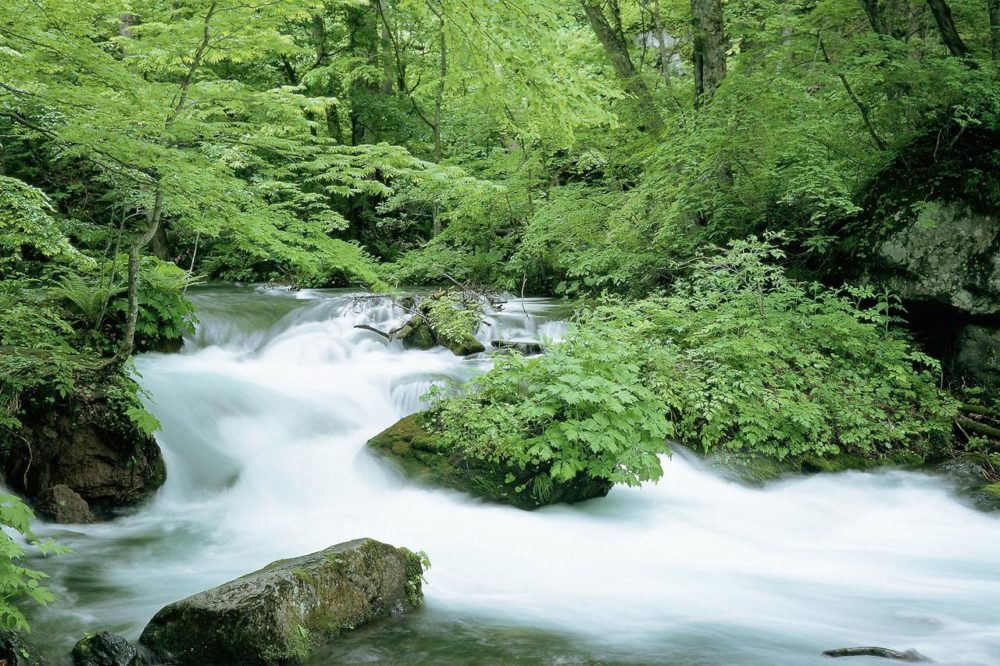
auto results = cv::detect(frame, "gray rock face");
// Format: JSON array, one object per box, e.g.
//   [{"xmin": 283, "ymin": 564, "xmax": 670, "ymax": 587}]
[
  {"xmin": 877, "ymin": 201, "xmax": 1000, "ymax": 315},
  {"xmin": 956, "ymin": 325, "xmax": 1000, "ymax": 385},
  {"xmin": 71, "ymin": 632, "xmax": 140, "ymax": 666},
  {"xmin": 139, "ymin": 539, "xmax": 425, "ymax": 665},
  {"xmin": 36, "ymin": 484, "xmax": 94, "ymax": 524}
]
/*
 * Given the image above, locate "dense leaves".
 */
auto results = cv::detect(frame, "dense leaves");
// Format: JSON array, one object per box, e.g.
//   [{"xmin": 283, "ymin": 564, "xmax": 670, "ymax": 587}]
[{"xmin": 430, "ymin": 239, "xmax": 956, "ymax": 495}]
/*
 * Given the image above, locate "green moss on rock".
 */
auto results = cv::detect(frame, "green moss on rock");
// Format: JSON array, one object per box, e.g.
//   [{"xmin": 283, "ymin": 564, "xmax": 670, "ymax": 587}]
[
  {"xmin": 367, "ymin": 414, "xmax": 611, "ymax": 510},
  {"xmin": 139, "ymin": 538, "xmax": 424, "ymax": 665}
]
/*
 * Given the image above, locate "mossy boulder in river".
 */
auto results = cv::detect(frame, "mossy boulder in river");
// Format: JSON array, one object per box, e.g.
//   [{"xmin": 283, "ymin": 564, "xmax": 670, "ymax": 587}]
[
  {"xmin": 138, "ymin": 538, "xmax": 425, "ymax": 665},
  {"xmin": 367, "ymin": 413, "xmax": 612, "ymax": 510}
]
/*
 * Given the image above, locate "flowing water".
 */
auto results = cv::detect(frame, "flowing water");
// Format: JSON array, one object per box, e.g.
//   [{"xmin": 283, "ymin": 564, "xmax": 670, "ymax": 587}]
[{"xmin": 26, "ymin": 285, "xmax": 1000, "ymax": 665}]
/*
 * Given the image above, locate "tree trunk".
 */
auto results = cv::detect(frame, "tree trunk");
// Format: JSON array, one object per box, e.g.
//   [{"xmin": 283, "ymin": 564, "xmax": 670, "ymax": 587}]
[
  {"xmin": 651, "ymin": 0, "xmax": 673, "ymax": 84},
  {"xmin": 989, "ymin": 0, "xmax": 1000, "ymax": 59},
  {"xmin": 433, "ymin": 15, "xmax": 446, "ymax": 164},
  {"xmin": 151, "ymin": 223, "xmax": 170, "ymax": 260},
  {"xmin": 926, "ymin": 0, "xmax": 973, "ymax": 57},
  {"xmin": 580, "ymin": 0, "xmax": 663, "ymax": 132},
  {"xmin": 105, "ymin": 188, "xmax": 163, "ymax": 369},
  {"xmin": 691, "ymin": 0, "xmax": 726, "ymax": 107}
]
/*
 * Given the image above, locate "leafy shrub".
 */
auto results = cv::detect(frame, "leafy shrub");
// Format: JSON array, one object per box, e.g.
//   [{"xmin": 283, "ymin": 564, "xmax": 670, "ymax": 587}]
[
  {"xmin": 0, "ymin": 496, "xmax": 62, "ymax": 630},
  {"xmin": 428, "ymin": 303, "xmax": 672, "ymax": 488},
  {"xmin": 429, "ymin": 238, "xmax": 956, "ymax": 491}
]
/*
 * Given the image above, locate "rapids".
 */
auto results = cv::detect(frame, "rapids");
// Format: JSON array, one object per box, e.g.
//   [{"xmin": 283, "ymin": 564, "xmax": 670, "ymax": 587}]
[{"xmin": 26, "ymin": 285, "xmax": 1000, "ymax": 665}]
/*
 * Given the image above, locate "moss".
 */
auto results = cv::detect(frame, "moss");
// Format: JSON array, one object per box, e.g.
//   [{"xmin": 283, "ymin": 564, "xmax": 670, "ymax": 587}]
[
  {"xmin": 985, "ymin": 484, "xmax": 1000, "ymax": 498},
  {"xmin": 708, "ymin": 448, "xmax": 927, "ymax": 484},
  {"xmin": 367, "ymin": 413, "xmax": 611, "ymax": 509}
]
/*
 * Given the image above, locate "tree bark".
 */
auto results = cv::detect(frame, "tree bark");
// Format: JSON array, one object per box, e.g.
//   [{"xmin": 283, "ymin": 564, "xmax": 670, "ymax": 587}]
[
  {"xmin": 691, "ymin": 0, "xmax": 726, "ymax": 107},
  {"xmin": 925, "ymin": 0, "xmax": 972, "ymax": 57},
  {"xmin": 989, "ymin": 0, "xmax": 1000, "ymax": 59},
  {"xmin": 580, "ymin": 0, "xmax": 663, "ymax": 131},
  {"xmin": 650, "ymin": 0, "xmax": 673, "ymax": 84}
]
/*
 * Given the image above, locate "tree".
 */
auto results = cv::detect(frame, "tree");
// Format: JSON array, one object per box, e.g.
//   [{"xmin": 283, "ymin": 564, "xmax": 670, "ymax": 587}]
[
  {"xmin": 691, "ymin": 0, "xmax": 726, "ymax": 107},
  {"xmin": 579, "ymin": 0, "xmax": 664, "ymax": 131}
]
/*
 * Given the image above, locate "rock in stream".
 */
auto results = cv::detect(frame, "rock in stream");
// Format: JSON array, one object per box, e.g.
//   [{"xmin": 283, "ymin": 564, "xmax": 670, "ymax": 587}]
[{"xmin": 138, "ymin": 538, "xmax": 425, "ymax": 665}]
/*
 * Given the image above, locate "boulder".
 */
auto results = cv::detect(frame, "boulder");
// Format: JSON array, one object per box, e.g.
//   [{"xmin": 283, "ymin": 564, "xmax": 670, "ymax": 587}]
[
  {"xmin": 139, "ymin": 539, "xmax": 425, "ymax": 665},
  {"xmin": 71, "ymin": 632, "xmax": 140, "ymax": 666},
  {"xmin": 0, "ymin": 628, "xmax": 45, "ymax": 666},
  {"xmin": 876, "ymin": 201, "xmax": 1000, "ymax": 315},
  {"xmin": 1, "ymin": 392, "xmax": 165, "ymax": 517},
  {"xmin": 393, "ymin": 316, "xmax": 485, "ymax": 356},
  {"xmin": 395, "ymin": 318, "xmax": 436, "ymax": 351},
  {"xmin": 955, "ymin": 325, "xmax": 1000, "ymax": 385},
  {"xmin": 367, "ymin": 413, "xmax": 612, "ymax": 510},
  {"xmin": 36, "ymin": 485, "xmax": 94, "ymax": 524}
]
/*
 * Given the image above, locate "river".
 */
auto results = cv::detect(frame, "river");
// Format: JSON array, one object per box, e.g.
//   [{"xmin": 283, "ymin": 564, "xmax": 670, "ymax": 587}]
[{"xmin": 27, "ymin": 285, "xmax": 1000, "ymax": 665}]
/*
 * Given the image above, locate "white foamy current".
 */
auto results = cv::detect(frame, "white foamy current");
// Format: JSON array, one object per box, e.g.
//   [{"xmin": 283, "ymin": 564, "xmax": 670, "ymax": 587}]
[{"xmin": 26, "ymin": 286, "xmax": 1000, "ymax": 665}]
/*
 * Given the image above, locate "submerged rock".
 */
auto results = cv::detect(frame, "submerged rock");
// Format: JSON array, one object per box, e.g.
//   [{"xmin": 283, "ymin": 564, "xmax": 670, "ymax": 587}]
[
  {"xmin": 1, "ymin": 393, "xmax": 165, "ymax": 520},
  {"xmin": 36, "ymin": 484, "xmax": 94, "ymax": 524},
  {"xmin": 367, "ymin": 413, "xmax": 612, "ymax": 510},
  {"xmin": 823, "ymin": 646, "xmax": 929, "ymax": 661},
  {"xmin": 139, "ymin": 538, "xmax": 425, "ymax": 665},
  {"xmin": 71, "ymin": 632, "xmax": 140, "ymax": 666},
  {"xmin": 0, "ymin": 628, "xmax": 46, "ymax": 666}
]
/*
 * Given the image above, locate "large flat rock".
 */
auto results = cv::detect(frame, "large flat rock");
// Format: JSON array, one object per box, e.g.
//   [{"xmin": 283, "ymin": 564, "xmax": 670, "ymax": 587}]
[{"xmin": 139, "ymin": 538, "xmax": 425, "ymax": 665}]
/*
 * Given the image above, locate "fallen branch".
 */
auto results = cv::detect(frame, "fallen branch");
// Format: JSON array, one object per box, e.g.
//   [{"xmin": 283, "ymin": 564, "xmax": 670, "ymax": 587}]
[
  {"xmin": 354, "ymin": 324, "xmax": 394, "ymax": 341},
  {"xmin": 956, "ymin": 416, "xmax": 1000, "ymax": 440}
]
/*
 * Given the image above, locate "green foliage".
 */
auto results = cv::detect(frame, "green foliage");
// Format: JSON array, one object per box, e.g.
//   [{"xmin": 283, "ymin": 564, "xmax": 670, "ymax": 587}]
[
  {"xmin": 429, "ymin": 302, "xmax": 673, "ymax": 489},
  {"xmin": 422, "ymin": 292, "xmax": 483, "ymax": 348},
  {"xmin": 0, "ymin": 495, "xmax": 63, "ymax": 631},
  {"xmin": 430, "ymin": 239, "xmax": 956, "ymax": 491}
]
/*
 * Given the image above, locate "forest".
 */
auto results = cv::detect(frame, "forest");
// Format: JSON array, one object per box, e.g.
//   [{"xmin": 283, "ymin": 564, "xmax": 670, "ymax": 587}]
[{"xmin": 1, "ymin": 0, "xmax": 1000, "ymax": 663}]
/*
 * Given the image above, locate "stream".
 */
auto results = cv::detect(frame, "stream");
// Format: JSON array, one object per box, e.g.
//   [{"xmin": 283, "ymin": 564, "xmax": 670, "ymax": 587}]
[{"xmin": 26, "ymin": 285, "xmax": 1000, "ymax": 665}]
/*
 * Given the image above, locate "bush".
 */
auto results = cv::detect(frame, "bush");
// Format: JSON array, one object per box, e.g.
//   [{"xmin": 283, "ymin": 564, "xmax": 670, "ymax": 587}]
[{"xmin": 428, "ymin": 237, "xmax": 956, "ymax": 492}]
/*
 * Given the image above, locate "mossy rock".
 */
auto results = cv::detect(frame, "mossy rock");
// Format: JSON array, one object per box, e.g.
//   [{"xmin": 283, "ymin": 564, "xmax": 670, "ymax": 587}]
[
  {"xmin": 71, "ymin": 631, "xmax": 140, "ymax": 666},
  {"xmin": 0, "ymin": 629, "xmax": 45, "ymax": 666},
  {"xmin": 367, "ymin": 414, "xmax": 611, "ymax": 510},
  {"xmin": 705, "ymin": 448, "xmax": 926, "ymax": 485},
  {"xmin": 139, "ymin": 539, "xmax": 425, "ymax": 665}
]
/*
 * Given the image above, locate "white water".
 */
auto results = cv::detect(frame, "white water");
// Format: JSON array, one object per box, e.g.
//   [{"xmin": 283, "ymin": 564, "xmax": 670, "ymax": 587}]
[{"xmin": 29, "ymin": 286, "xmax": 1000, "ymax": 665}]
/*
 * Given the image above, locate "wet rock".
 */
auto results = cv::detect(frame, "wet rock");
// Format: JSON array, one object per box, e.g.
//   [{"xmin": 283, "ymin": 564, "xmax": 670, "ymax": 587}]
[
  {"xmin": 0, "ymin": 392, "xmax": 165, "ymax": 517},
  {"xmin": 35, "ymin": 485, "xmax": 94, "ymax": 524},
  {"xmin": 491, "ymin": 340, "xmax": 545, "ymax": 355},
  {"xmin": 393, "ymin": 316, "xmax": 485, "ymax": 356},
  {"xmin": 823, "ymin": 646, "xmax": 930, "ymax": 661},
  {"xmin": 395, "ymin": 318, "xmax": 436, "ymax": 350},
  {"xmin": 0, "ymin": 628, "xmax": 46, "ymax": 666},
  {"xmin": 368, "ymin": 413, "xmax": 612, "ymax": 510},
  {"xmin": 139, "ymin": 538, "xmax": 425, "ymax": 665},
  {"xmin": 71, "ymin": 632, "xmax": 140, "ymax": 666}
]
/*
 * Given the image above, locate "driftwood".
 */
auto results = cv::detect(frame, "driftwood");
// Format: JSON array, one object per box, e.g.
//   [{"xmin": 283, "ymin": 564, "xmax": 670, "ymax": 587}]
[
  {"xmin": 823, "ymin": 647, "xmax": 930, "ymax": 662},
  {"xmin": 354, "ymin": 324, "xmax": 393, "ymax": 341}
]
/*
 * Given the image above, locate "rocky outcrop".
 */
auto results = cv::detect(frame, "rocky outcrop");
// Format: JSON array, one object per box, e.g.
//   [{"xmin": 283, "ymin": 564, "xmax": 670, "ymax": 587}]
[
  {"xmin": 955, "ymin": 325, "xmax": 1000, "ymax": 385},
  {"xmin": 71, "ymin": 632, "xmax": 141, "ymax": 666},
  {"xmin": 876, "ymin": 201, "xmax": 1000, "ymax": 315},
  {"xmin": 0, "ymin": 628, "xmax": 46, "ymax": 666},
  {"xmin": 1, "ymin": 392, "xmax": 165, "ymax": 520},
  {"xmin": 36, "ymin": 484, "xmax": 94, "ymax": 524},
  {"xmin": 139, "ymin": 539, "xmax": 425, "ymax": 665},
  {"xmin": 367, "ymin": 413, "xmax": 612, "ymax": 510}
]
